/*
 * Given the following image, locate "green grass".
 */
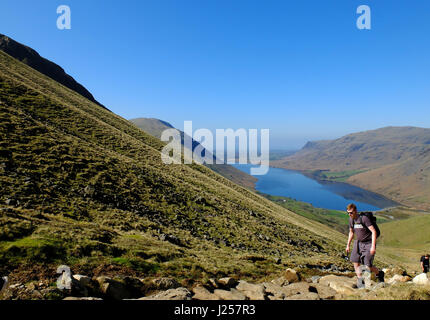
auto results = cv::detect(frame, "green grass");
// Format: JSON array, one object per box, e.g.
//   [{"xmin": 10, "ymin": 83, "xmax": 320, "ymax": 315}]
[
  {"xmin": 309, "ymin": 169, "xmax": 368, "ymax": 182},
  {"xmin": 379, "ymin": 215, "xmax": 430, "ymax": 250},
  {"xmin": 262, "ymin": 194, "xmax": 350, "ymax": 234}
]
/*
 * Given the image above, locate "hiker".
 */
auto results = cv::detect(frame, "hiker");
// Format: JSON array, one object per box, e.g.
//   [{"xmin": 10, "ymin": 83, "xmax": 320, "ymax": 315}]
[
  {"xmin": 345, "ymin": 203, "xmax": 384, "ymax": 288},
  {"xmin": 0, "ymin": 276, "xmax": 8, "ymax": 295},
  {"xmin": 420, "ymin": 254, "xmax": 429, "ymax": 273}
]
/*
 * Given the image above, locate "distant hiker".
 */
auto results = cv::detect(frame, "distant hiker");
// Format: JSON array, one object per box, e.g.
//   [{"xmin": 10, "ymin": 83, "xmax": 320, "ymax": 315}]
[
  {"xmin": 0, "ymin": 276, "xmax": 8, "ymax": 295},
  {"xmin": 345, "ymin": 203, "xmax": 384, "ymax": 288},
  {"xmin": 421, "ymin": 254, "xmax": 429, "ymax": 273}
]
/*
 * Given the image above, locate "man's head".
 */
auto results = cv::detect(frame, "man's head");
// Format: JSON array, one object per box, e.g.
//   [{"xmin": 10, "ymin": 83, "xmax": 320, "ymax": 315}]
[{"xmin": 346, "ymin": 203, "xmax": 358, "ymax": 219}]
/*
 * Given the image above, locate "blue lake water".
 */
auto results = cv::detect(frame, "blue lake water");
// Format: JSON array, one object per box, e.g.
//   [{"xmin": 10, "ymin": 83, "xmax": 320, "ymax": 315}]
[{"xmin": 232, "ymin": 164, "xmax": 398, "ymax": 211}]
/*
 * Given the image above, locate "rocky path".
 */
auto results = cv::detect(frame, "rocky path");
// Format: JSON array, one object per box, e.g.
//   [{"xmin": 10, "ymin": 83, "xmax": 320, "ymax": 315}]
[{"xmin": 2, "ymin": 268, "xmax": 430, "ymax": 300}]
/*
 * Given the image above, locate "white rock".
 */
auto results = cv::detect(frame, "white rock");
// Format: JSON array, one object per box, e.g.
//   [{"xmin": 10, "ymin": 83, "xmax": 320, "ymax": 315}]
[{"xmin": 412, "ymin": 273, "xmax": 430, "ymax": 286}]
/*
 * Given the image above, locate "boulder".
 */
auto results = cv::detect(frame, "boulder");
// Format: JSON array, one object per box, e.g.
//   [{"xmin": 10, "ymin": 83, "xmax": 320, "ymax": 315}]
[
  {"xmin": 387, "ymin": 274, "xmax": 412, "ymax": 284},
  {"xmin": 63, "ymin": 297, "xmax": 102, "ymax": 300},
  {"xmin": 281, "ymin": 282, "xmax": 311, "ymax": 297},
  {"xmin": 383, "ymin": 267, "xmax": 406, "ymax": 278},
  {"xmin": 235, "ymin": 281, "xmax": 266, "ymax": 300},
  {"xmin": 271, "ymin": 277, "xmax": 289, "ymax": 287},
  {"xmin": 284, "ymin": 292, "xmax": 320, "ymax": 300},
  {"xmin": 284, "ymin": 268, "xmax": 300, "ymax": 283},
  {"xmin": 207, "ymin": 278, "xmax": 220, "ymax": 289},
  {"xmin": 310, "ymin": 283, "xmax": 337, "ymax": 300},
  {"xmin": 96, "ymin": 276, "xmax": 132, "ymax": 300},
  {"xmin": 218, "ymin": 277, "xmax": 237, "ymax": 288},
  {"xmin": 328, "ymin": 282, "xmax": 356, "ymax": 296},
  {"xmin": 214, "ymin": 288, "xmax": 246, "ymax": 300},
  {"xmin": 319, "ymin": 275, "xmax": 357, "ymax": 296},
  {"xmin": 262, "ymin": 282, "xmax": 284, "ymax": 296},
  {"xmin": 412, "ymin": 273, "xmax": 430, "ymax": 286},
  {"xmin": 73, "ymin": 275, "xmax": 92, "ymax": 287},
  {"xmin": 192, "ymin": 285, "xmax": 220, "ymax": 300},
  {"xmin": 139, "ymin": 287, "xmax": 192, "ymax": 300},
  {"xmin": 151, "ymin": 277, "xmax": 180, "ymax": 290}
]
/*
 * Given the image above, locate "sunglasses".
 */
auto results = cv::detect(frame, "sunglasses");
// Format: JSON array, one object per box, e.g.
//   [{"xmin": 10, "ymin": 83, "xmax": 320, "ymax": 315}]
[{"xmin": 346, "ymin": 211, "xmax": 355, "ymax": 215}]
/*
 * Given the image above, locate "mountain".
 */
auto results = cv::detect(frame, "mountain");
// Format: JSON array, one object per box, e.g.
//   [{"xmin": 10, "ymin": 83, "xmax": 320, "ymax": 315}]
[
  {"xmin": 129, "ymin": 117, "xmax": 257, "ymax": 189},
  {"xmin": 0, "ymin": 34, "xmax": 106, "ymax": 109},
  {"xmin": 273, "ymin": 127, "xmax": 430, "ymax": 210},
  {"xmin": 0, "ymin": 41, "xmax": 350, "ymax": 283}
]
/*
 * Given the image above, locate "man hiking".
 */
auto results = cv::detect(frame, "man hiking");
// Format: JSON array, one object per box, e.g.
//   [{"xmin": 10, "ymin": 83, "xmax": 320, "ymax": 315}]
[
  {"xmin": 0, "ymin": 276, "xmax": 8, "ymax": 295},
  {"xmin": 345, "ymin": 203, "xmax": 384, "ymax": 288},
  {"xmin": 420, "ymin": 254, "xmax": 429, "ymax": 273}
]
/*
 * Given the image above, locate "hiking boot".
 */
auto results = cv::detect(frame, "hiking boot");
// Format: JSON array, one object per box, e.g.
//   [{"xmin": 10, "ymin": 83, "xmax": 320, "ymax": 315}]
[
  {"xmin": 377, "ymin": 271, "xmax": 385, "ymax": 283},
  {"xmin": 356, "ymin": 277, "xmax": 365, "ymax": 289},
  {"xmin": 0, "ymin": 276, "xmax": 8, "ymax": 294}
]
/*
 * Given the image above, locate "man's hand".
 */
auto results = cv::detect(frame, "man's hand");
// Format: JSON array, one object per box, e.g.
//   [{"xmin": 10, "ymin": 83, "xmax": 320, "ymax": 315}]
[
  {"xmin": 370, "ymin": 247, "xmax": 376, "ymax": 255},
  {"xmin": 346, "ymin": 245, "xmax": 350, "ymax": 254}
]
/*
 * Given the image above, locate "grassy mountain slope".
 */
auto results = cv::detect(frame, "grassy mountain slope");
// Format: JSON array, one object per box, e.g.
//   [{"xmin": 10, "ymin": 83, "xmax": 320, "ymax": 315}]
[
  {"xmin": 273, "ymin": 127, "xmax": 430, "ymax": 210},
  {"xmin": 378, "ymin": 214, "xmax": 430, "ymax": 272},
  {"xmin": 0, "ymin": 49, "xmax": 354, "ymax": 282},
  {"xmin": 130, "ymin": 117, "xmax": 257, "ymax": 189}
]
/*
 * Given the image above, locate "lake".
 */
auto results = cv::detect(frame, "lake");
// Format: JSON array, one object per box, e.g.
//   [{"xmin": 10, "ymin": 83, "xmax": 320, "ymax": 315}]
[{"xmin": 232, "ymin": 164, "xmax": 398, "ymax": 211}]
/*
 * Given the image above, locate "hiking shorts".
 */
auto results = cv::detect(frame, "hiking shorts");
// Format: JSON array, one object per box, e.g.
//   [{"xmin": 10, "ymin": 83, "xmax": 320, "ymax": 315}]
[{"xmin": 350, "ymin": 240, "xmax": 374, "ymax": 267}]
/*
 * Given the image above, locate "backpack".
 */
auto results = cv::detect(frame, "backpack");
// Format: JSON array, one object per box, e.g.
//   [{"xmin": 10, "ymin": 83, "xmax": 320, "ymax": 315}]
[{"xmin": 359, "ymin": 212, "xmax": 380, "ymax": 238}]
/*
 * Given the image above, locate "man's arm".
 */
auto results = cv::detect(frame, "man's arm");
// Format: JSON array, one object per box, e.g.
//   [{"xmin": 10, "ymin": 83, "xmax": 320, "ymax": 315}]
[
  {"xmin": 346, "ymin": 228, "xmax": 354, "ymax": 253},
  {"xmin": 368, "ymin": 225, "xmax": 377, "ymax": 255},
  {"xmin": 421, "ymin": 261, "xmax": 424, "ymax": 272}
]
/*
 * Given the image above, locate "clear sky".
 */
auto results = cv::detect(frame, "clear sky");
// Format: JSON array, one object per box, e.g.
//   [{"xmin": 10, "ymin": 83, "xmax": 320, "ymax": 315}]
[{"xmin": 1, "ymin": 0, "xmax": 430, "ymax": 149}]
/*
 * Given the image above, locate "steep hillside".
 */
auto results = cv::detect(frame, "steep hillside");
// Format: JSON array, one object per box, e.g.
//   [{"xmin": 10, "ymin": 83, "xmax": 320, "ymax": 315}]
[
  {"xmin": 0, "ymin": 34, "xmax": 105, "ymax": 109},
  {"xmin": 0, "ymin": 49, "xmax": 352, "ymax": 284},
  {"xmin": 130, "ymin": 117, "xmax": 257, "ymax": 189},
  {"xmin": 273, "ymin": 127, "xmax": 430, "ymax": 210}
]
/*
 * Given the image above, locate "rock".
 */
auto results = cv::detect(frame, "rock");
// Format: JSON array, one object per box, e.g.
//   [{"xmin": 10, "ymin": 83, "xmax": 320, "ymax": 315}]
[
  {"xmin": 284, "ymin": 268, "xmax": 300, "ymax": 283},
  {"xmin": 139, "ymin": 287, "xmax": 192, "ymax": 300},
  {"xmin": 371, "ymin": 283, "xmax": 387, "ymax": 290},
  {"xmin": 213, "ymin": 288, "xmax": 246, "ymax": 300},
  {"xmin": 412, "ymin": 273, "xmax": 430, "ymax": 286},
  {"xmin": 329, "ymin": 282, "xmax": 356, "ymax": 296},
  {"xmin": 284, "ymin": 292, "xmax": 320, "ymax": 300},
  {"xmin": 63, "ymin": 297, "xmax": 103, "ymax": 300},
  {"xmin": 387, "ymin": 274, "xmax": 412, "ymax": 284},
  {"xmin": 151, "ymin": 277, "xmax": 180, "ymax": 290},
  {"xmin": 271, "ymin": 277, "xmax": 289, "ymax": 287},
  {"xmin": 319, "ymin": 275, "xmax": 357, "ymax": 296},
  {"xmin": 218, "ymin": 277, "xmax": 237, "ymax": 288},
  {"xmin": 310, "ymin": 283, "xmax": 337, "ymax": 299},
  {"xmin": 235, "ymin": 281, "xmax": 266, "ymax": 300},
  {"xmin": 311, "ymin": 276, "xmax": 321, "ymax": 284},
  {"xmin": 73, "ymin": 275, "xmax": 92, "ymax": 287},
  {"xmin": 96, "ymin": 276, "xmax": 132, "ymax": 300},
  {"xmin": 4, "ymin": 199, "xmax": 16, "ymax": 206},
  {"xmin": 262, "ymin": 282, "xmax": 284, "ymax": 297},
  {"xmin": 207, "ymin": 278, "xmax": 219, "ymax": 289},
  {"xmin": 192, "ymin": 285, "xmax": 220, "ymax": 300},
  {"xmin": 281, "ymin": 282, "xmax": 311, "ymax": 297},
  {"xmin": 384, "ymin": 267, "xmax": 406, "ymax": 278}
]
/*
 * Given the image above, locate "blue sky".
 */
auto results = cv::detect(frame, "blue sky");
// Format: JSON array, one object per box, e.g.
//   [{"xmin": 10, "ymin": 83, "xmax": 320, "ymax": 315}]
[{"xmin": 1, "ymin": 0, "xmax": 430, "ymax": 149}]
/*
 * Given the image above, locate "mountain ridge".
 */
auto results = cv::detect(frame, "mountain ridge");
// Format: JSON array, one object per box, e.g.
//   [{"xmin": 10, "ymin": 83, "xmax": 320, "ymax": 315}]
[
  {"xmin": 129, "ymin": 117, "xmax": 257, "ymax": 189},
  {"xmin": 0, "ymin": 33, "xmax": 106, "ymax": 110}
]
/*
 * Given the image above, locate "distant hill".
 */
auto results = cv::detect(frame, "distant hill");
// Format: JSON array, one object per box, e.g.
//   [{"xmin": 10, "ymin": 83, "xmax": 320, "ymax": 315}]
[
  {"xmin": 273, "ymin": 127, "xmax": 430, "ymax": 210},
  {"xmin": 0, "ymin": 34, "xmax": 106, "ymax": 109},
  {"xmin": 0, "ymin": 42, "xmax": 351, "ymax": 281},
  {"xmin": 130, "ymin": 117, "xmax": 257, "ymax": 189}
]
